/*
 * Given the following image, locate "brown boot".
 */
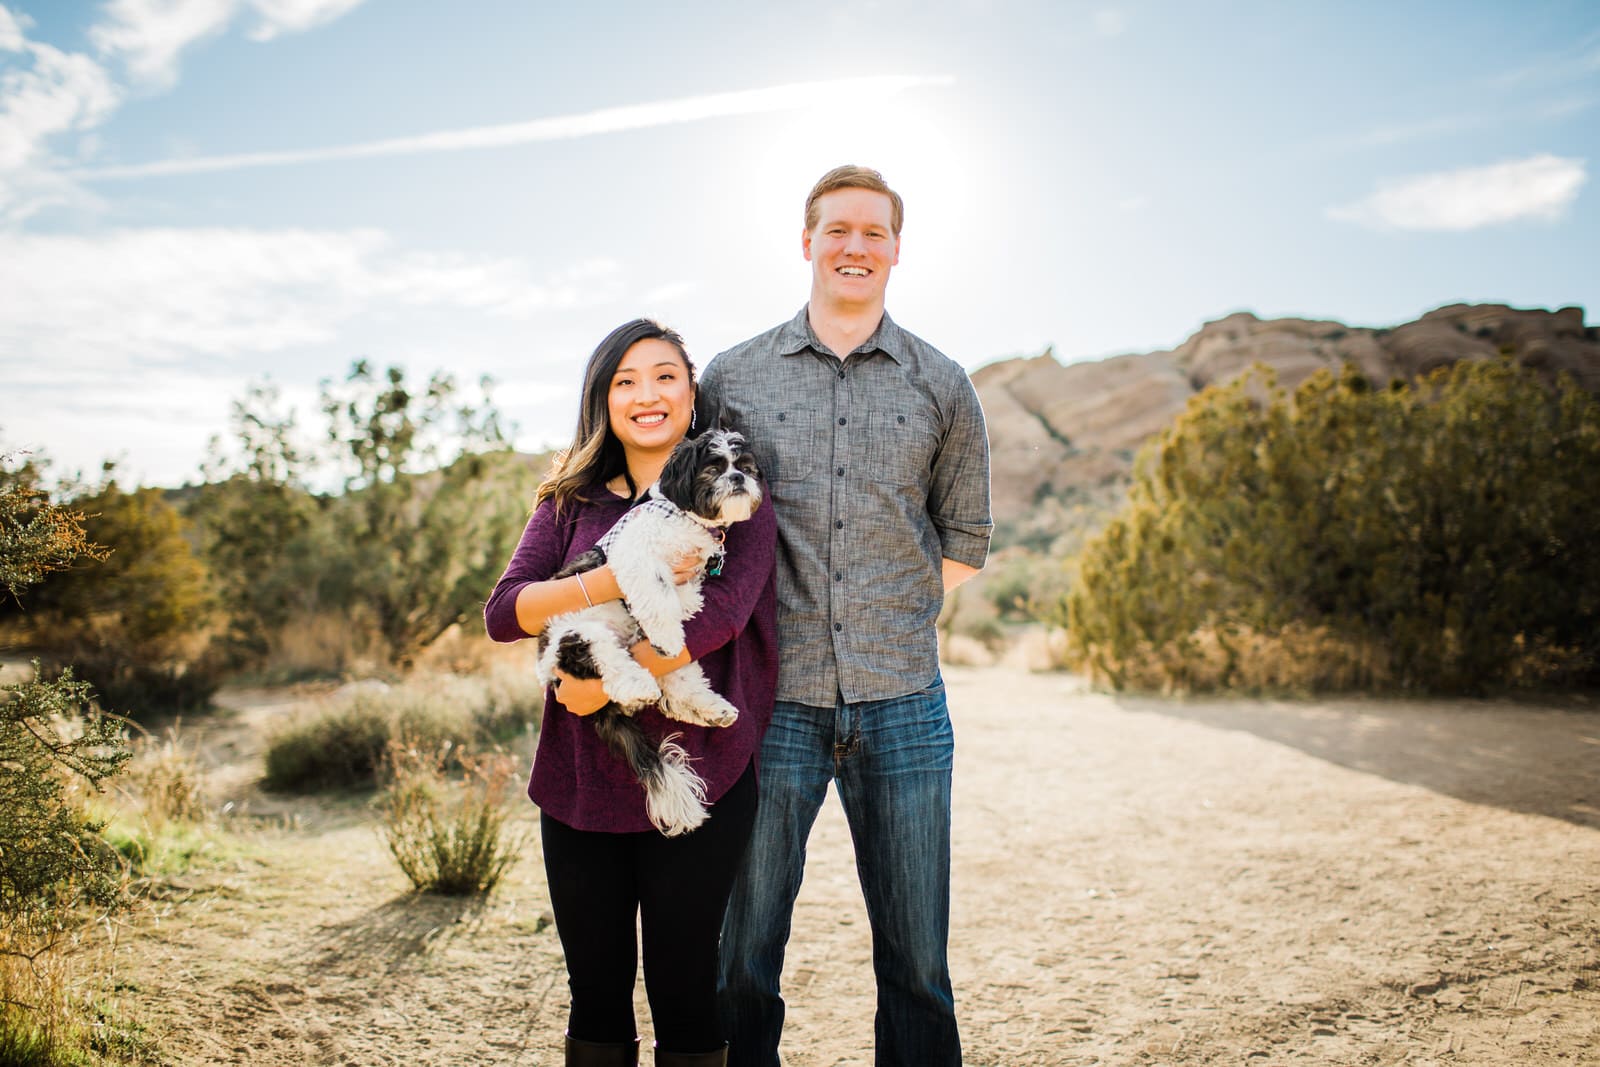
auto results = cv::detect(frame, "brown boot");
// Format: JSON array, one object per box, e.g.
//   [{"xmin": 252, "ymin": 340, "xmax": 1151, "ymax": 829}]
[
  {"xmin": 652, "ymin": 1043, "xmax": 728, "ymax": 1067},
  {"xmin": 565, "ymin": 1032, "xmax": 640, "ymax": 1066}
]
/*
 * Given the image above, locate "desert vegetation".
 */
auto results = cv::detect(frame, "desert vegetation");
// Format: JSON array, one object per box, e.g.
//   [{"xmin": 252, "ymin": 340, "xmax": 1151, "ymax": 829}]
[
  {"xmin": 0, "ymin": 360, "xmax": 546, "ymax": 1064},
  {"xmin": 3, "ymin": 326, "xmax": 1598, "ymax": 1062},
  {"xmin": 1053, "ymin": 359, "xmax": 1600, "ymax": 694}
]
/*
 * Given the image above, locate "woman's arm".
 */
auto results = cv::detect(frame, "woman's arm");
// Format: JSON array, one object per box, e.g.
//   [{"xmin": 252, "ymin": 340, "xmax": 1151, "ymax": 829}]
[
  {"xmin": 550, "ymin": 500, "xmax": 777, "ymax": 716},
  {"xmin": 509, "ymin": 565, "xmax": 624, "ymax": 637},
  {"xmin": 485, "ymin": 501, "xmax": 616, "ymax": 642}
]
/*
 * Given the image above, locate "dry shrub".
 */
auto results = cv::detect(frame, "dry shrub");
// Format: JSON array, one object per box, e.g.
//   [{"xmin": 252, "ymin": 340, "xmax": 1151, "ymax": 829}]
[
  {"xmin": 375, "ymin": 738, "xmax": 527, "ymax": 895},
  {"xmin": 1070, "ymin": 623, "xmax": 1393, "ymax": 696},
  {"xmin": 121, "ymin": 726, "xmax": 207, "ymax": 826},
  {"xmin": 259, "ymin": 609, "xmax": 385, "ymax": 683},
  {"xmin": 263, "ymin": 665, "xmax": 544, "ymax": 792}
]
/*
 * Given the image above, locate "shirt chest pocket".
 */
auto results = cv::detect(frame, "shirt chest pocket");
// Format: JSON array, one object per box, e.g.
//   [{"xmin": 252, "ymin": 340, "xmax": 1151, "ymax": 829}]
[
  {"xmin": 866, "ymin": 409, "xmax": 939, "ymax": 487},
  {"xmin": 749, "ymin": 409, "xmax": 816, "ymax": 484}
]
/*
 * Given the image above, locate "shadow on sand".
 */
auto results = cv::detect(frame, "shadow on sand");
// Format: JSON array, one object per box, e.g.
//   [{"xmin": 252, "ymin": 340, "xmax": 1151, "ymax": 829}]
[
  {"xmin": 1113, "ymin": 692, "xmax": 1600, "ymax": 830},
  {"xmin": 307, "ymin": 892, "xmax": 491, "ymax": 974}
]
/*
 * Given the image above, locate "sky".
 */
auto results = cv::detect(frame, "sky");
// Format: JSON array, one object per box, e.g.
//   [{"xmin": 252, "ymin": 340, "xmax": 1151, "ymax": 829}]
[{"xmin": 1, "ymin": 0, "xmax": 1595, "ymax": 489}]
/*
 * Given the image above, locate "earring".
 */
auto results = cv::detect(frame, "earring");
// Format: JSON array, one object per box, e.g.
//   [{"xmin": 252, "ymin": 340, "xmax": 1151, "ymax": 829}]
[{"xmin": 691, "ymin": 407, "xmax": 698, "ymax": 431}]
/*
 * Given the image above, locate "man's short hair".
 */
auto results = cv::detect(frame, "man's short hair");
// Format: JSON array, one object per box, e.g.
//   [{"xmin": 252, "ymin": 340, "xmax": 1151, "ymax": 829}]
[{"xmin": 804, "ymin": 165, "xmax": 905, "ymax": 237}]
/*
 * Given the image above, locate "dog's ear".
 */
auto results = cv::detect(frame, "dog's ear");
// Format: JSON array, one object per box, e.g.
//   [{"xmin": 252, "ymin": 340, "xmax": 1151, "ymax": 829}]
[{"xmin": 656, "ymin": 436, "xmax": 702, "ymax": 507}]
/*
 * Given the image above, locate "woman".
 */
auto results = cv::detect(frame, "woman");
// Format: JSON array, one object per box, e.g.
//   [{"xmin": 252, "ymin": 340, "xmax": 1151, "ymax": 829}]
[{"xmin": 485, "ymin": 319, "xmax": 777, "ymax": 1067}]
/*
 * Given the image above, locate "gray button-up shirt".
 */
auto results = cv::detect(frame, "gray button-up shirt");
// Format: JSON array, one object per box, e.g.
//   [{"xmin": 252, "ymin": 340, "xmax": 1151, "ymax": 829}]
[{"xmin": 698, "ymin": 306, "xmax": 992, "ymax": 707}]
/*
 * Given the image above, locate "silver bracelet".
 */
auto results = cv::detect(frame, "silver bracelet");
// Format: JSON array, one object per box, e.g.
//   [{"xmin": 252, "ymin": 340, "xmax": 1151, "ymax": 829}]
[{"xmin": 575, "ymin": 571, "xmax": 594, "ymax": 607}]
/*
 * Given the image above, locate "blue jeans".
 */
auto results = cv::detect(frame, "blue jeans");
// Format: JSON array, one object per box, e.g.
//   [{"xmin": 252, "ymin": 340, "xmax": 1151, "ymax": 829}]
[{"xmin": 718, "ymin": 677, "xmax": 960, "ymax": 1067}]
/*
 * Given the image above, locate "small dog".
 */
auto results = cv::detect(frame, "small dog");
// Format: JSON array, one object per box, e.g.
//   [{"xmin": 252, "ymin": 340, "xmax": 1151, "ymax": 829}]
[{"xmin": 537, "ymin": 428, "xmax": 762, "ymax": 835}]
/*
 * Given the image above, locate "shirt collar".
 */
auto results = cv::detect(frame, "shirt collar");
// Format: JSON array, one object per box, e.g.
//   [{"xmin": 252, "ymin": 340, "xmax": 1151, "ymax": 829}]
[{"xmin": 776, "ymin": 304, "xmax": 908, "ymax": 365}]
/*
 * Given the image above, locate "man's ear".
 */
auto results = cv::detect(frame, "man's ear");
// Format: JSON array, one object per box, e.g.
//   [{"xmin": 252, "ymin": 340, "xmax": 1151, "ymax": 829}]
[
  {"xmin": 892, "ymin": 234, "xmax": 900, "ymax": 266},
  {"xmin": 802, "ymin": 226, "xmax": 814, "ymax": 261}
]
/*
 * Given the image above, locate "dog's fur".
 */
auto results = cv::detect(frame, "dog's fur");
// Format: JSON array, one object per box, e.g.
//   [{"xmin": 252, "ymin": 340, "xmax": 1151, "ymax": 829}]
[{"xmin": 537, "ymin": 429, "xmax": 762, "ymax": 835}]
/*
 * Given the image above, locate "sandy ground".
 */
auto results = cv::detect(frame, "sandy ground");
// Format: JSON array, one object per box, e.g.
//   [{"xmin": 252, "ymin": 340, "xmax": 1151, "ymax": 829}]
[{"xmin": 105, "ymin": 667, "xmax": 1599, "ymax": 1066}]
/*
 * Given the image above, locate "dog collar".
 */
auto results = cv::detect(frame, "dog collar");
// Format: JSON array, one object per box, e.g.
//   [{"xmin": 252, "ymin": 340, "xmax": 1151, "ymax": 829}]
[{"xmin": 707, "ymin": 526, "xmax": 727, "ymax": 577}]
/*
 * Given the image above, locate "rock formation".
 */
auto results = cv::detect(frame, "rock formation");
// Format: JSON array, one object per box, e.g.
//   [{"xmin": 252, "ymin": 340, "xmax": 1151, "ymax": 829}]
[{"xmin": 973, "ymin": 304, "xmax": 1598, "ymax": 540}]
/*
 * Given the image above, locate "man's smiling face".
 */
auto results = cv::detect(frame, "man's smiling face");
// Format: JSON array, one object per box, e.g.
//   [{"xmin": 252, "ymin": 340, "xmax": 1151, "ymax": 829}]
[{"xmin": 804, "ymin": 187, "xmax": 901, "ymax": 313}]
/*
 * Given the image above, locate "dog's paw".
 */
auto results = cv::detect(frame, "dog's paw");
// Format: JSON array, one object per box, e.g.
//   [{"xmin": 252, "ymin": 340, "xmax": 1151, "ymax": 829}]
[
  {"xmin": 701, "ymin": 697, "xmax": 739, "ymax": 728},
  {"xmin": 603, "ymin": 672, "xmax": 662, "ymax": 708}
]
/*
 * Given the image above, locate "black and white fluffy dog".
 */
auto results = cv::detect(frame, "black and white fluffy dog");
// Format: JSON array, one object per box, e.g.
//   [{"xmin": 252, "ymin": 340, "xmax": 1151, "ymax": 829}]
[{"xmin": 538, "ymin": 428, "xmax": 762, "ymax": 835}]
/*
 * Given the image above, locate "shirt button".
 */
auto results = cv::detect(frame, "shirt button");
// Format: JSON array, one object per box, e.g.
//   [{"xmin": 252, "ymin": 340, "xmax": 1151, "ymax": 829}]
[
  {"xmin": 833, "ymin": 622, "xmax": 843, "ymax": 632},
  {"xmin": 777, "ymin": 412, "xmax": 786, "ymax": 421},
  {"xmin": 836, "ymin": 466, "xmax": 844, "ymax": 476},
  {"xmin": 838, "ymin": 370, "xmax": 846, "ymax": 380},
  {"xmin": 834, "ymin": 571, "xmax": 843, "ymax": 581},
  {"xmin": 838, "ymin": 417, "xmax": 847, "ymax": 426},
  {"xmin": 834, "ymin": 520, "xmax": 844, "ymax": 530}
]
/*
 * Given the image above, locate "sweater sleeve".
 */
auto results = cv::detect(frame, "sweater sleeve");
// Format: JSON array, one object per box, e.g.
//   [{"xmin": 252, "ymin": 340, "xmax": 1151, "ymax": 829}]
[
  {"xmin": 484, "ymin": 499, "xmax": 566, "ymax": 643},
  {"xmin": 682, "ymin": 490, "xmax": 777, "ymax": 662}
]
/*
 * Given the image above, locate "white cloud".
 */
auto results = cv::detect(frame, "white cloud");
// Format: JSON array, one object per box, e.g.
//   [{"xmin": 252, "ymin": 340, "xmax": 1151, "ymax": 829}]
[
  {"xmin": 89, "ymin": 0, "xmax": 235, "ymax": 88},
  {"xmin": 0, "ymin": 0, "xmax": 368, "ymax": 222},
  {"xmin": 69, "ymin": 75, "xmax": 957, "ymax": 180},
  {"xmin": 246, "ymin": 0, "xmax": 367, "ymax": 41},
  {"xmin": 0, "ymin": 227, "xmax": 619, "ymax": 374},
  {"xmin": 0, "ymin": 5, "xmax": 26, "ymax": 52},
  {"xmin": 1327, "ymin": 154, "xmax": 1587, "ymax": 231},
  {"xmin": 0, "ymin": 39, "xmax": 120, "ymax": 171},
  {"xmin": 1093, "ymin": 8, "xmax": 1127, "ymax": 37}
]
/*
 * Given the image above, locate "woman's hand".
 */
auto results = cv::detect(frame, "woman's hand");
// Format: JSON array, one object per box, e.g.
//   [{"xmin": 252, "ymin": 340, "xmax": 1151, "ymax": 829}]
[
  {"xmin": 552, "ymin": 671, "xmax": 609, "ymax": 716},
  {"xmin": 670, "ymin": 551, "xmax": 702, "ymax": 586}
]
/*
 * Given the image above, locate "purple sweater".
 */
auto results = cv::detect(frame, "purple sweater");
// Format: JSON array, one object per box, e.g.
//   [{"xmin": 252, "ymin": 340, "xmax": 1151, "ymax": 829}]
[{"xmin": 484, "ymin": 485, "xmax": 778, "ymax": 833}]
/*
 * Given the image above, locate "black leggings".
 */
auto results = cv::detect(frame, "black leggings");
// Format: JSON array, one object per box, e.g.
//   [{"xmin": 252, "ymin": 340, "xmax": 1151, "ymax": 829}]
[{"xmin": 541, "ymin": 762, "xmax": 757, "ymax": 1052}]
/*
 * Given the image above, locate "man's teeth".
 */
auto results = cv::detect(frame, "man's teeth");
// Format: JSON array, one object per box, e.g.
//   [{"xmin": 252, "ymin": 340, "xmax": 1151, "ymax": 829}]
[{"xmin": 839, "ymin": 267, "xmax": 868, "ymax": 276}]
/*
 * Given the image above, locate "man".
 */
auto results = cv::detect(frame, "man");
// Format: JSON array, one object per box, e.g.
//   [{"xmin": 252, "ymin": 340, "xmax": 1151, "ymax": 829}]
[{"xmin": 698, "ymin": 165, "xmax": 992, "ymax": 1067}]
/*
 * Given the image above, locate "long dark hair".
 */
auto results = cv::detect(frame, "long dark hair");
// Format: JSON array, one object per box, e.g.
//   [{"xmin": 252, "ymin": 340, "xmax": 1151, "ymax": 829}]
[{"xmin": 535, "ymin": 318, "xmax": 696, "ymax": 509}]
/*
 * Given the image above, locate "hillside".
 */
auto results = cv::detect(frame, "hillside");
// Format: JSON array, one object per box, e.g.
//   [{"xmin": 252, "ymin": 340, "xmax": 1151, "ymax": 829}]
[{"xmin": 973, "ymin": 303, "xmax": 1598, "ymax": 548}]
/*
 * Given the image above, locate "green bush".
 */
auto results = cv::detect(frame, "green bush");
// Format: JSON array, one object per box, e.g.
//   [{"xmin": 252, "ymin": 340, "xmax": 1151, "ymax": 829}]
[
  {"xmin": 1061, "ymin": 360, "xmax": 1600, "ymax": 694},
  {"xmin": 264, "ymin": 669, "xmax": 543, "ymax": 792},
  {"xmin": 0, "ymin": 456, "xmax": 139, "ymax": 1066}
]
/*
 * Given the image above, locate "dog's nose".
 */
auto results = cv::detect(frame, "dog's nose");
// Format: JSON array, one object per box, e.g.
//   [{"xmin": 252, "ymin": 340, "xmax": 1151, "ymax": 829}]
[{"xmin": 729, "ymin": 471, "xmax": 745, "ymax": 486}]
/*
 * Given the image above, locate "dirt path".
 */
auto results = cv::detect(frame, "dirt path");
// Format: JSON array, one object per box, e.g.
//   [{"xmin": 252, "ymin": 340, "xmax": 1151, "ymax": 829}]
[{"xmin": 115, "ymin": 668, "xmax": 1600, "ymax": 1065}]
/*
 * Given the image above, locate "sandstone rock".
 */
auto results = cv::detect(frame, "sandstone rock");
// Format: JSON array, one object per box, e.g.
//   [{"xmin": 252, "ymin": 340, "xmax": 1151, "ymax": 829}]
[{"xmin": 974, "ymin": 304, "xmax": 1598, "ymax": 544}]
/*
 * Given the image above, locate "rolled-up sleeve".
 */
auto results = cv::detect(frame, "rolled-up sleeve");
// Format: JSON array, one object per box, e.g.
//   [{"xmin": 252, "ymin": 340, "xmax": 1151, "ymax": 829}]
[{"xmin": 929, "ymin": 373, "xmax": 993, "ymax": 569}]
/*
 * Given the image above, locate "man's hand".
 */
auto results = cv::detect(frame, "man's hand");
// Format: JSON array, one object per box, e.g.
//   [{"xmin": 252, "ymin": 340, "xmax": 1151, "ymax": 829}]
[
  {"xmin": 942, "ymin": 558, "xmax": 980, "ymax": 592},
  {"xmin": 551, "ymin": 671, "xmax": 608, "ymax": 716}
]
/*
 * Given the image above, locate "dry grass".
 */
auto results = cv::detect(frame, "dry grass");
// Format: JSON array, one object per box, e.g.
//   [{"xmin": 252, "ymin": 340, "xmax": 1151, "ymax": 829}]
[
  {"xmin": 1068, "ymin": 623, "xmax": 1395, "ymax": 696},
  {"xmin": 262, "ymin": 665, "xmax": 544, "ymax": 792},
  {"xmin": 374, "ymin": 737, "xmax": 527, "ymax": 895}
]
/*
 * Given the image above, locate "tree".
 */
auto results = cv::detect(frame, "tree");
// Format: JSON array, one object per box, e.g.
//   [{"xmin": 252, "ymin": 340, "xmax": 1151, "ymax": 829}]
[
  {"xmin": 20, "ymin": 473, "xmax": 218, "ymax": 713},
  {"xmin": 317, "ymin": 361, "xmax": 532, "ymax": 667},
  {"xmin": 189, "ymin": 382, "xmax": 324, "ymax": 667}
]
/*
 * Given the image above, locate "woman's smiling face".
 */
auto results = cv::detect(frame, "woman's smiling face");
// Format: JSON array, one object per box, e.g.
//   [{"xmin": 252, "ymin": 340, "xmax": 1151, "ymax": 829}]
[{"xmin": 607, "ymin": 337, "xmax": 695, "ymax": 461}]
